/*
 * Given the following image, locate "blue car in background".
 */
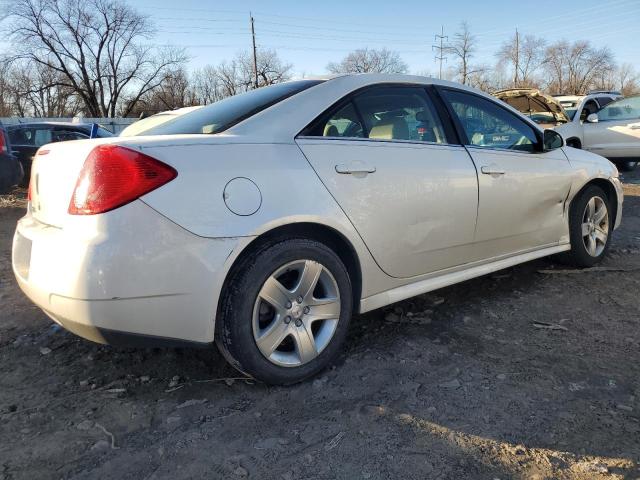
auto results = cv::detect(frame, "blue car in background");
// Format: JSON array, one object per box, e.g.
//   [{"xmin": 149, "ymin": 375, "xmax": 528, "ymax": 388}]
[
  {"xmin": 0, "ymin": 125, "xmax": 23, "ymax": 194},
  {"xmin": 6, "ymin": 122, "xmax": 113, "ymax": 185}
]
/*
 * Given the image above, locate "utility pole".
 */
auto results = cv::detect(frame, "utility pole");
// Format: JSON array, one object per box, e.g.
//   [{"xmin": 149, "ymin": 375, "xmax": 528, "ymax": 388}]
[
  {"xmin": 432, "ymin": 25, "xmax": 448, "ymax": 80},
  {"xmin": 514, "ymin": 28, "xmax": 519, "ymax": 87},
  {"xmin": 250, "ymin": 12, "xmax": 258, "ymax": 89}
]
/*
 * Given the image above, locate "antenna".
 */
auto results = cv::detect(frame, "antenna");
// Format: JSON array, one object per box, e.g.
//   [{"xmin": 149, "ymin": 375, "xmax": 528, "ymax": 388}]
[{"xmin": 432, "ymin": 25, "xmax": 448, "ymax": 80}]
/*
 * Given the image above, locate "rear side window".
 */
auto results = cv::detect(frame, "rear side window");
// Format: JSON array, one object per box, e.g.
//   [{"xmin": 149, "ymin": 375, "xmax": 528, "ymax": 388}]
[
  {"xmin": 442, "ymin": 89, "xmax": 538, "ymax": 152},
  {"xmin": 303, "ymin": 85, "xmax": 448, "ymax": 144},
  {"xmin": 138, "ymin": 80, "xmax": 324, "ymax": 136}
]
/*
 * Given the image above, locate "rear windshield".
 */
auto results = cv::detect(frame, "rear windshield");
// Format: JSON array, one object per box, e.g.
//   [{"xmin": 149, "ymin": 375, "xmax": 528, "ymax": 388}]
[{"xmin": 136, "ymin": 80, "xmax": 324, "ymax": 136}]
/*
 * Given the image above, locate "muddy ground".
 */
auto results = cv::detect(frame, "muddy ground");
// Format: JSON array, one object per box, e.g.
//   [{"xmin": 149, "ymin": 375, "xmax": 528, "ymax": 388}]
[{"xmin": 1, "ymin": 172, "xmax": 639, "ymax": 480}]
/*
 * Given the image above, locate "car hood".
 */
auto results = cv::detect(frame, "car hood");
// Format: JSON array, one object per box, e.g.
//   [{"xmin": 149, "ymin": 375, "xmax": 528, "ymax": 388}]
[
  {"xmin": 562, "ymin": 146, "xmax": 618, "ymax": 176},
  {"xmin": 494, "ymin": 88, "xmax": 570, "ymax": 124}
]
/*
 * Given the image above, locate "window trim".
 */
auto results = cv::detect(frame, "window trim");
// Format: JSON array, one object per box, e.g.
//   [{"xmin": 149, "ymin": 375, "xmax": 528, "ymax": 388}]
[
  {"xmin": 435, "ymin": 86, "xmax": 544, "ymax": 154},
  {"xmin": 297, "ymin": 82, "xmax": 461, "ymax": 147}
]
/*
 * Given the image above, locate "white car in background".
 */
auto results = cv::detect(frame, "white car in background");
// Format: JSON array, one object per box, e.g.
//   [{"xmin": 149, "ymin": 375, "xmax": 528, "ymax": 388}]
[
  {"xmin": 567, "ymin": 95, "xmax": 640, "ymax": 171},
  {"xmin": 497, "ymin": 89, "xmax": 639, "ymax": 171},
  {"xmin": 13, "ymin": 75, "xmax": 623, "ymax": 385},
  {"xmin": 119, "ymin": 106, "xmax": 203, "ymax": 137}
]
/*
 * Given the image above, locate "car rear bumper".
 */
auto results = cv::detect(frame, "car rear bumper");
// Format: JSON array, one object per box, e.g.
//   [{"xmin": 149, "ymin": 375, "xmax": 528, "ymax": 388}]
[{"xmin": 12, "ymin": 200, "xmax": 244, "ymax": 345}]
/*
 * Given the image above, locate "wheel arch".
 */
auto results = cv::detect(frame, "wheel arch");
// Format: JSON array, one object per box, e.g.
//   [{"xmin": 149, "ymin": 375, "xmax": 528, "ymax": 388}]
[
  {"xmin": 572, "ymin": 177, "xmax": 619, "ymax": 223},
  {"xmin": 565, "ymin": 137, "xmax": 582, "ymax": 149},
  {"xmin": 218, "ymin": 221, "xmax": 363, "ymax": 320}
]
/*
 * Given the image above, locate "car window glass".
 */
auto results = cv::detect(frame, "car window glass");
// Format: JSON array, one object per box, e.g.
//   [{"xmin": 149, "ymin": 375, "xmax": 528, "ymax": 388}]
[
  {"xmin": 596, "ymin": 97, "xmax": 614, "ymax": 108},
  {"xmin": 8, "ymin": 128, "xmax": 32, "ymax": 146},
  {"xmin": 33, "ymin": 129, "xmax": 53, "ymax": 147},
  {"xmin": 353, "ymin": 86, "xmax": 447, "ymax": 143},
  {"xmin": 597, "ymin": 97, "xmax": 640, "ymax": 122},
  {"xmin": 442, "ymin": 89, "xmax": 538, "ymax": 152},
  {"xmin": 581, "ymin": 100, "xmax": 599, "ymax": 121},
  {"xmin": 320, "ymin": 102, "xmax": 365, "ymax": 138},
  {"xmin": 52, "ymin": 130, "xmax": 88, "ymax": 142},
  {"xmin": 142, "ymin": 80, "xmax": 323, "ymax": 136}
]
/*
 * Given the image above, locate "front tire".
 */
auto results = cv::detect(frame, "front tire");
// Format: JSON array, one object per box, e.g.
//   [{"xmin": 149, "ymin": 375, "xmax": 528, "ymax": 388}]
[
  {"xmin": 561, "ymin": 185, "xmax": 612, "ymax": 267},
  {"xmin": 216, "ymin": 238, "xmax": 353, "ymax": 385}
]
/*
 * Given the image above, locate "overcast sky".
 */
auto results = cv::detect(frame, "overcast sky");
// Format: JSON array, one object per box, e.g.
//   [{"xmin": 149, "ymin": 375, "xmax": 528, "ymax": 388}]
[{"xmin": 136, "ymin": 0, "xmax": 638, "ymax": 77}]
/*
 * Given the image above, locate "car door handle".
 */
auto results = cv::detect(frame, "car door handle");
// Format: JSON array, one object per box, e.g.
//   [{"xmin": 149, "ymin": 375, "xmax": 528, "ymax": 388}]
[
  {"xmin": 481, "ymin": 165, "xmax": 505, "ymax": 175},
  {"xmin": 335, "ymin": 164, "xmax": 376, "ymax": 175}
]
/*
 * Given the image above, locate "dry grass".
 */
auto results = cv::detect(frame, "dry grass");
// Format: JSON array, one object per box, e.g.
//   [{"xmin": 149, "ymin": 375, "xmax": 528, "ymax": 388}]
[{"xmin": 0, "ymin": 187, "xmax": 27, "ymax": 209}]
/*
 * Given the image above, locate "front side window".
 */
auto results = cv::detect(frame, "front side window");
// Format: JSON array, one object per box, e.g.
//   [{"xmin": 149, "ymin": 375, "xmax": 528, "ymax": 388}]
[
  {"xmin": 442, "ymin": 89, "xmax": 538, "ymax": 152},
  {"xmin": 581, "ymin": 100, "xmax": 599, "ymax": 122},
  {"xmin": 596, "ymin": 96, "xmax": 640, "ymax": 122},
  {"xmin": 304, "ymin": 85, "xmax": 448, "ymax": 144}
]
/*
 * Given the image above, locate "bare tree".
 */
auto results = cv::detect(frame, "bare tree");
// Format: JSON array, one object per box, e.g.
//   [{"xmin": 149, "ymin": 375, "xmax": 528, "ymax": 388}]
[
  {"xmin": 238, "ymin": 48, "xmax": 292, "ymax": 88},
  {"xmin": 327, "ymin": 48, "xmax": 408, "ymax": 74},
  {"xmin": 543, "ymin": 40, "xmax": 614, "ymax": 94},
  {"xmin": 7, "ymin": 0, "xmax": 187, "ymax": 117},
  {"xmin": 191, "ymin": 65, "xmax": 224, "ymax": 105},
  {"xmin": 616, "ymin": 63, "xmax": 640, "ymax": 96},
  {"xmin": 127, "ymin": 67, "xmax": 196, "ymax": 116},
  {"xmin": 445, "ymin": 22, "xmax": 482, "ymax": 85},
  {"xmin": 497, "ymin": 32, "xmax": 545, "ymax": 87}
]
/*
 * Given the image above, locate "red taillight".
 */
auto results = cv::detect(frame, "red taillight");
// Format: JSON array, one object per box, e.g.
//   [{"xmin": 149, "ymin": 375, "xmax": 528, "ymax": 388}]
[
  {"xmin": 28, "ymin": 180, "xmax": 32, "ymax": 202},
  {"xmin": 68, "ymin": 145, "xmax": 177, "ymax": 215},
  {"xmin": 0, "ymin": 131, "xmax": 6, "ymax": 154}
]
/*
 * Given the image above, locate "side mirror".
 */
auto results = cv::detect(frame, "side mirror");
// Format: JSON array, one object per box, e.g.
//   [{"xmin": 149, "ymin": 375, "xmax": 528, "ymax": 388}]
[
  {"xmin": 586, "ymin": 113, "xmax": 599, "ymax": 123},
  {"xmin": 543, "ymin": 129, "xmax": 564, "ymax": 151}
]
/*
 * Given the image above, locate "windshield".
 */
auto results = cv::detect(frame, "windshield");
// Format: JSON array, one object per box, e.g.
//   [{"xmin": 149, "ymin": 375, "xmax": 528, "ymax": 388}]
[
  {"xmin": 135, "ymin": 80, "xmax": 324, "ymax": 136},
  {"xmin": 564, "ymin": 109, "xmax": 577, "ymax": 120}
]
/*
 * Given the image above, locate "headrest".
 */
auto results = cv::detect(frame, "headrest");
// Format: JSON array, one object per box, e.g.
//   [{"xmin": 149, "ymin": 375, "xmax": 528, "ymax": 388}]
[{"xmin": 369, "ymin": 118, "xmax": 410, "ymax": 140}]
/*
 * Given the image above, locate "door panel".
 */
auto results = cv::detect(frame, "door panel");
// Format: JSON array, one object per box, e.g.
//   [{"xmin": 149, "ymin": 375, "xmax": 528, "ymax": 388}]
[
  {"xmin": 466, "ymin": 147, "xmax": 573, "ymax": 258},
  {"xmin": 584, "ymin": 97, "xmax": 640, "ymax": 158},
  {"xmin": 297, "ymin": 139, "xmax": 478, "ymax": 278},
  {"xmin": 439, "ymin": 87, "xmax": 573, "ymax": 259}
]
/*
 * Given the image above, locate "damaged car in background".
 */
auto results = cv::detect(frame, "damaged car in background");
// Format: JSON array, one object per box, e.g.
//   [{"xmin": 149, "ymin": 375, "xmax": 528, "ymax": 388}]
[{"xmin": 495, "ymin": 88, "xmax": 640, "ymax": 171}]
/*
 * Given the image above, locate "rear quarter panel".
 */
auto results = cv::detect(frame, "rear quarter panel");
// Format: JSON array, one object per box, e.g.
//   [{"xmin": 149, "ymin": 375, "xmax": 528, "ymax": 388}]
[{"xmin": 138, "ymin": 141, "xmax": 393, "ymax": 299}]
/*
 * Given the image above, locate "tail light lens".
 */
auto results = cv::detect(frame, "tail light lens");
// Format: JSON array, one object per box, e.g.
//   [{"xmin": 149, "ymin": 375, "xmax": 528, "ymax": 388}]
[
  {"xmin": 0, "ymin": 131, "xmax": 7, "ymax": 154},
  {"xmin": 69, "ymin": 145, "xmax": 177, "ymax": 215}
]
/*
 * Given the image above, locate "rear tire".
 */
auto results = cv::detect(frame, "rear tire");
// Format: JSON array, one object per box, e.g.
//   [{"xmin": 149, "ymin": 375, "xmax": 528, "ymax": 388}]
[
  {"xmin": 559, "ymin": 185, "xmax": 612, "ymax": 267},
  {"xmin": 216, "ymin": 238, "xmax": 353, "ymax": 385}
]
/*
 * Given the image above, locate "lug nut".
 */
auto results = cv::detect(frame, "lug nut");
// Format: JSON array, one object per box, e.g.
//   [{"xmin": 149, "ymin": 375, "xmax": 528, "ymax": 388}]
[
  {"xmin": 297, "ymin": 296, "xmax": 304, "ymax": 303},
  {"xmin": 295, "ymin": 319, "xmax": 303, "ymax": 327},
  {"xmin": 303, "ymin": 306, "xmax": 310, "ymax": 314},
  {"xmin": 284, "ymin": 316, "xmax": 291, "ymax": 324},
  {"xmin": 285, "ymin": 301, "xmax": 292, "ymax": 309}
]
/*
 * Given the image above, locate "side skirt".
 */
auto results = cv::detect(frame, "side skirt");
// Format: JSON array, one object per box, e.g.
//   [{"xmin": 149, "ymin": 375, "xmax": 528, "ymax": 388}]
[{"xmin": 359, "ymin": 244, "xmax": 570, "ymax": 313}]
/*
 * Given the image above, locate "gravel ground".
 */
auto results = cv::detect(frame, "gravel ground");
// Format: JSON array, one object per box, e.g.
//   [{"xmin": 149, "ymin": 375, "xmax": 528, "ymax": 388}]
[{"xmin": 1, "ymin": 171, "xmax": 639, "ymax": 480}]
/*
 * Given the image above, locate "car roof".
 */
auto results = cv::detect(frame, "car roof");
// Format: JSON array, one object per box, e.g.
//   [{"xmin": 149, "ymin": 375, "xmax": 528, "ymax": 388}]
[
  {"xmin": 228, "ymin": 73, "xmax": 539, "ymax": 142},
  {"xmin": 6, "ymin": 122, "xmax": 94, "ymax": 129}
]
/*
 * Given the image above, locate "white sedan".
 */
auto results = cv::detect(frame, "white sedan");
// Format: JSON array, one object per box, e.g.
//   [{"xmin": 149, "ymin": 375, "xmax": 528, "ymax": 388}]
[{"xmin": 12, "ymin": 74, "xmax": 623, "ymax": 384}]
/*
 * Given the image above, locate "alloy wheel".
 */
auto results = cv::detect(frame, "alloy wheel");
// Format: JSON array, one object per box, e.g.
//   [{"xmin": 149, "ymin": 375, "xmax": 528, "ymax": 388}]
[
  {"xmin": 581, "ymin": 196, "xmax": 609, "ymax": 257},
  {"xmin": 252, "ymin": 260, "xmax": 341, "ymax": 367}
]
